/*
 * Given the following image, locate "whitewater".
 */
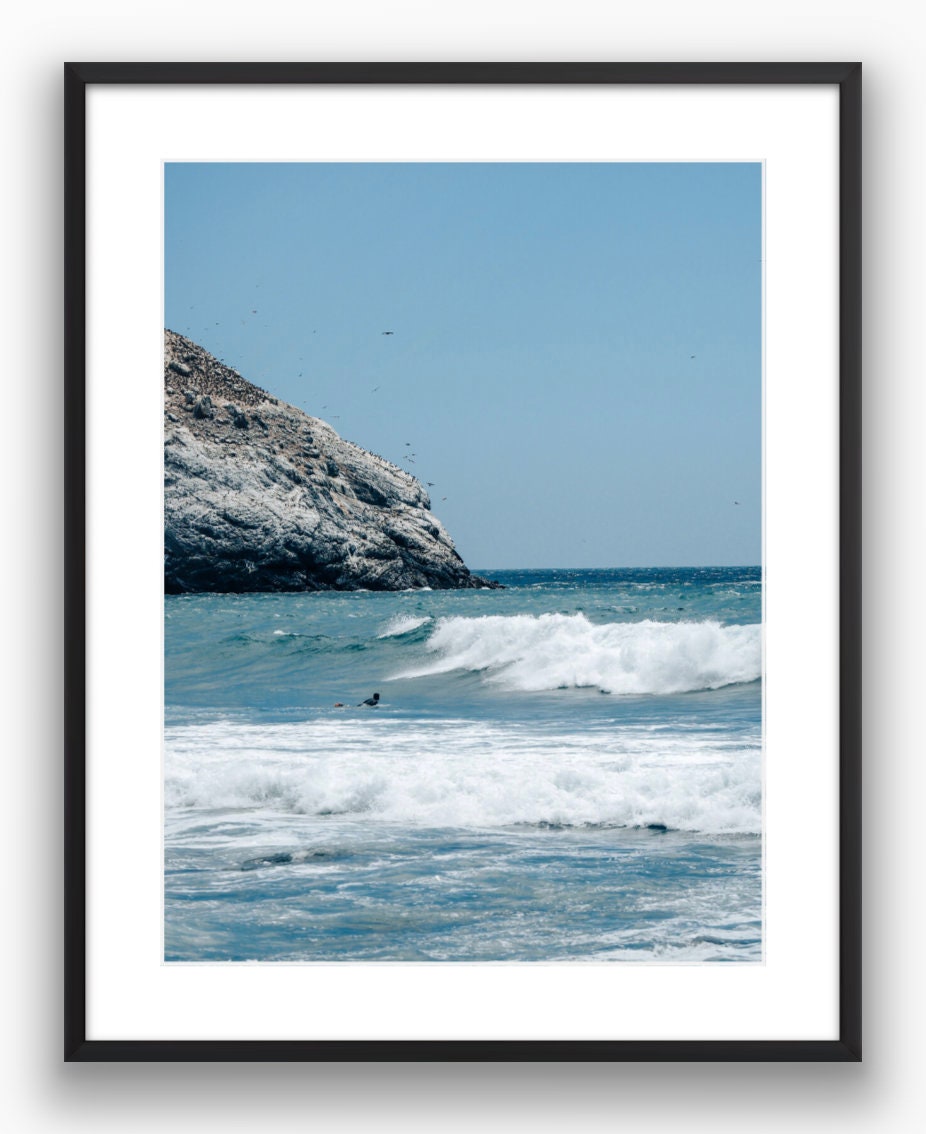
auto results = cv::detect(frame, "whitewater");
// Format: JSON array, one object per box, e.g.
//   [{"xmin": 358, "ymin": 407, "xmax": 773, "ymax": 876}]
[{"xmin": 165, "ymin": 567, "xmax": 762, "ymax": 962}]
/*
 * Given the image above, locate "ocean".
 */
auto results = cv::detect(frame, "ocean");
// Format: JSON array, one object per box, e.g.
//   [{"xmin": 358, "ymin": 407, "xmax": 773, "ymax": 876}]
[{"xmin": 164, "ymin": 567, "xmax": 762, "ymax": 963}]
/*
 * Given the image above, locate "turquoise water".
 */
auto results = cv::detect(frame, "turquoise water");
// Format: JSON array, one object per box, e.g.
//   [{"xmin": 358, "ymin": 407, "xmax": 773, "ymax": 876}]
[{"xmin": 164, "ymin": 567, "xmax": 762, "ymax": 962}]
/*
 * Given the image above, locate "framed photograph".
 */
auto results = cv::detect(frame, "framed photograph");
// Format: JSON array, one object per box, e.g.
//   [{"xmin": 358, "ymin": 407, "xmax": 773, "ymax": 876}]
[{"xmin": 64, "ymin": 62, "xmax": 861, "ymax": 1061}]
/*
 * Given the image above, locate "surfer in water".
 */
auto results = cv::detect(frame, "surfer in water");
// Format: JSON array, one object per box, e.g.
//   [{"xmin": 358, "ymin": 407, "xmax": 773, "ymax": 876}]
[{"xmin": 332, "ymin": 693, "xmax": 381, "ymax": 708}]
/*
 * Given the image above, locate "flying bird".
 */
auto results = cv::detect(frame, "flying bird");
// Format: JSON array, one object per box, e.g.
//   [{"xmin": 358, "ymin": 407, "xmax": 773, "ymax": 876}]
[{"xmin": 382, "ymin": 331, "xmax": 394, "ymax": 335}]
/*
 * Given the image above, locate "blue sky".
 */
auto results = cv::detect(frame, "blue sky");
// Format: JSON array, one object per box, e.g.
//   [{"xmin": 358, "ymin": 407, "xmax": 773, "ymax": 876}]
[{"xmin": 165, "ymin": 162, "xmax": 761, "ymax": 569}]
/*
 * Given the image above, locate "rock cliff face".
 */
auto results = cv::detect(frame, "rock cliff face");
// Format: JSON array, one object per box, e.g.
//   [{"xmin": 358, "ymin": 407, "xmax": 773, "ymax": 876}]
[{"xmin": 164, "ymin": 330, "xmax": 498, "ymax": 593}]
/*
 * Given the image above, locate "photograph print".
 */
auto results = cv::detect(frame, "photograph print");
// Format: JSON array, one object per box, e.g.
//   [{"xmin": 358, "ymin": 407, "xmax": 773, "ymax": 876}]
[{"xmin": 163, "ymin": 161, "xmax": 762, "ymax": 964}]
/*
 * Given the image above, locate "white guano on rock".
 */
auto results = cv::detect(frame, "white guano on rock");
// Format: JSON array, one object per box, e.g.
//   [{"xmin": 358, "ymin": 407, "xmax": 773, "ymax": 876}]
[{"xmin": 163, "ymin": 329, "xmax": 499, "ymax": 593}]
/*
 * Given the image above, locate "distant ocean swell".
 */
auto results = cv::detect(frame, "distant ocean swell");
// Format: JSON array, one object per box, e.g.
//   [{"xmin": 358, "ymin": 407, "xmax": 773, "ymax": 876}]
[
  {"xmin": 165, "ymin": 718, "xmax": 761, "ymax": 835},
  {"xmin": 394, "ymin": 613, "xmax": 761, "ymax": 695}
]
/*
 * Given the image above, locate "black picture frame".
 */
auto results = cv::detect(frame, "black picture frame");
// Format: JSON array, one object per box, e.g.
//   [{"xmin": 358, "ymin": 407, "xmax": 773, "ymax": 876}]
[{"xmin": 64, "ymin": 61, "xmax": 861, "ymax": 1062}]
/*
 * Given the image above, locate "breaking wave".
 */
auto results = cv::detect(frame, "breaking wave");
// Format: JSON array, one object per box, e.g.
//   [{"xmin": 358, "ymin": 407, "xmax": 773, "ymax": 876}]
[
  {"xmin": 164, "ymin": 718, "xmax": 761, "ymax": 835},
  {"xmin": 396, "ymin": 613, "xmax": 761, "ymax": 695}
]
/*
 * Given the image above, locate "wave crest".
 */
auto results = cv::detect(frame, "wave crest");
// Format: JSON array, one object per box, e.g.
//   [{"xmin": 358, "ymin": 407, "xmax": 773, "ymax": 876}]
[
  {"xmin": 377, "ymin": 614, "xmax": 432, "ymax": 639},
  {"xmin": 398, "ymin": 613, "xmax": 761, "ymax": 695}
]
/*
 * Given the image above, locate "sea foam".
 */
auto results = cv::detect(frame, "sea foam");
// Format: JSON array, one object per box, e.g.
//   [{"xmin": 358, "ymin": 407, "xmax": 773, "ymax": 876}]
[
  {"xmin": 397, "ymin": 613, "xmax": 760, "ymax": 695},
  {"xmin": 164, "ymin": 718, "xmax": 761, "ymax": 835}
]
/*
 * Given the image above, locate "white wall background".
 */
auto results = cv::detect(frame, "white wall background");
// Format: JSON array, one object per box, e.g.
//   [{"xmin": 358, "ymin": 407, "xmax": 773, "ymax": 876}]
[{"xmin": 1, "ymin": 1, "xmax": 921, "ymax": 1130}]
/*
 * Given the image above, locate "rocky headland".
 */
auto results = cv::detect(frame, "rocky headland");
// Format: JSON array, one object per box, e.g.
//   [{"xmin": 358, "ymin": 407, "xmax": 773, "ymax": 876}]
[{"xmin": 164, "ymin": 330, "xmax": 499, "ymax": 593}]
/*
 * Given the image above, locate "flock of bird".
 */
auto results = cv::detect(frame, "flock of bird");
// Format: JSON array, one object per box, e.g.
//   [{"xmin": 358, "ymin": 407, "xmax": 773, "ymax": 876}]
[
  {"xmin": 178, "ymin": 305, "xmax": 745, "ymax": 511},
  {"xmin": 179, "ymin": 307, "xmax": 450, "ymax": 501}
]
